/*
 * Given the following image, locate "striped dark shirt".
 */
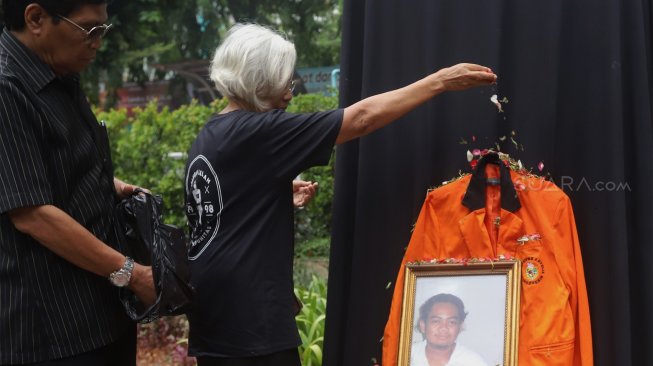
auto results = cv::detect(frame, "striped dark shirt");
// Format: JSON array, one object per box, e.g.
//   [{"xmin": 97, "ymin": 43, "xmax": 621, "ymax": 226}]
[{"xmin": 0, "ymin": 29, "xmax": 130, "ymax": 364}]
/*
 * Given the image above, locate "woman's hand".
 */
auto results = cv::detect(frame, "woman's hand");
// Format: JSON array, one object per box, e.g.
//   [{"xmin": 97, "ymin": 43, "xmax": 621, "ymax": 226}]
[
  {"xmin": 339, "ymin": 62, "xmax": 496, "ymax": 144},
  {"xmin": 293, "ymin": 180, "xmax": 318, "ymax": 208},
  {"xmin": 430, "ymin": 63, "xmax": 497, "ymax": 92}
]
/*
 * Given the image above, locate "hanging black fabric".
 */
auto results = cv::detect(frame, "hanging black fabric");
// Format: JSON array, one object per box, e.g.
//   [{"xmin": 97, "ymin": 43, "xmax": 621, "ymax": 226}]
[
  {"xmin": 460, "ymin": 153, "xmax": 520, "ymax": 212},
  {"xmin": 324, "ymin": 0, "xmax": 653, "ymax": 365},
  {"xmin": 115, "ymin": 191, "xmax": 194, "ymax": 323}
]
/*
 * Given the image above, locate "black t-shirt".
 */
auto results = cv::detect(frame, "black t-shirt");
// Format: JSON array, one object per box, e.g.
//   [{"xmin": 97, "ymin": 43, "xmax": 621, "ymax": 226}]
[{"xmin": 184, "ymin": 108, "xmax": 343, "ymax": 357}]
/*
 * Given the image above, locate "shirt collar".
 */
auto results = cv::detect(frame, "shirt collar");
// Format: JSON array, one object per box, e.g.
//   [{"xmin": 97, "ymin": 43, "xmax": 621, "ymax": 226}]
[
  {"xmin": 461, "ymin": 152, "xmax": 521, "ymax": 212},
  {"xmin": 0, "ymin": 28, "xmax": 57, "ymax": 93}
]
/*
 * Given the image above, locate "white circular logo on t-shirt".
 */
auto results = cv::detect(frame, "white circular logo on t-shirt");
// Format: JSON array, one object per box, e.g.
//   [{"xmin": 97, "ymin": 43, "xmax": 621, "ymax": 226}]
[{"xmin": 185, "ymin": 155, "xmax": 223, "ymax": 260}]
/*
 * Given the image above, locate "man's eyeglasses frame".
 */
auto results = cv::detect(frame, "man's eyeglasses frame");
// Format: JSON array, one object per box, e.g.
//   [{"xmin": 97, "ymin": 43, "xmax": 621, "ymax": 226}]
[{"xmin": 56, "ymin": 14, "xmax": 113, "ymax": 43}]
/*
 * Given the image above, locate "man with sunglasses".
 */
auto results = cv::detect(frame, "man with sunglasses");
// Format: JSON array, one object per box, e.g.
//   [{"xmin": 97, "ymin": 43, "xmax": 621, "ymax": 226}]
[{"xmin": 0, "ymin": 1, "xmax": 154, "ymax": 365}]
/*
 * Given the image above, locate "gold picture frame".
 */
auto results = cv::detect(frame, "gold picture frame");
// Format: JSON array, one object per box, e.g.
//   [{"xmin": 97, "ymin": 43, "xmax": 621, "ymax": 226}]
[{"xmin": 398, "ymin": 260, "xmax": 521, "ymax": 366}]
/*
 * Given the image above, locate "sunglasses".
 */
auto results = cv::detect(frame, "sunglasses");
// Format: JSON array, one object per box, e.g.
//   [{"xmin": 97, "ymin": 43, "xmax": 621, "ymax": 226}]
[{"xmin": 56, "ymin": 14, "xmax": 113, "ymax": 43}]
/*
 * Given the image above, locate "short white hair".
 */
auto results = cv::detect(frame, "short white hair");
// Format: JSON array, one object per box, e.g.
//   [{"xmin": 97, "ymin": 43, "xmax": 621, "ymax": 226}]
[{"xmin": 209, "ymin": 23, "xmax": 297, "ymax": 112}]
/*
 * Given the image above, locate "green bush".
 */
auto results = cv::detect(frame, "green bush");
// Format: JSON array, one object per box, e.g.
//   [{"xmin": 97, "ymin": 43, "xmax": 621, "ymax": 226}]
[{"xmin": 295, "ymin": 276, "xmax": 328, "ymax": 366}]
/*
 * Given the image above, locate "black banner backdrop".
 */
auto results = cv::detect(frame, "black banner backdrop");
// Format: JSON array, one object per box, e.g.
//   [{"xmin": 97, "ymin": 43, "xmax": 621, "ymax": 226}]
[{"xmin": 324, "ymin": 0, "xmax": 652, "ymax": 365}]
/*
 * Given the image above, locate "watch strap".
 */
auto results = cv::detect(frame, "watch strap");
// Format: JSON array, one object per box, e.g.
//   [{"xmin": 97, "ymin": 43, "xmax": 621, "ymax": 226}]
[{"xmin": 109, "ymin": 256, "xmax": 134, "ymax": 287}]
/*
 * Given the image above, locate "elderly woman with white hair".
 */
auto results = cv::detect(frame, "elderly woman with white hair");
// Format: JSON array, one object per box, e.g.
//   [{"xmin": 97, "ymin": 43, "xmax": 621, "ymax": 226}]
[{"xmin": 183, "ymin": 23, "xmax": 497, "ymax": 366}]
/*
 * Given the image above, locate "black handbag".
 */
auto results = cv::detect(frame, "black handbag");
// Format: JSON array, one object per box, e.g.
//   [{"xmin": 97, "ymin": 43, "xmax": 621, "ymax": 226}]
[{"xmin": 115, "ymin": 190, "xmax": 194, "ymax": 323}]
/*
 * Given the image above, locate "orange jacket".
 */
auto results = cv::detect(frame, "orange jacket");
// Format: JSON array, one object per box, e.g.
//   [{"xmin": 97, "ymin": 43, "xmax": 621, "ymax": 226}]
[{"xmin": 383, "ymin": 154, "xmax": 593, "ymax": 366}]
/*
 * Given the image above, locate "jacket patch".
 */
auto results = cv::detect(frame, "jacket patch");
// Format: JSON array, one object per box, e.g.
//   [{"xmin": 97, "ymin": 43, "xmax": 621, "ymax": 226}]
[{"xmin": 522, "ymin": 257, "xmax": 544, "ymax": 284}]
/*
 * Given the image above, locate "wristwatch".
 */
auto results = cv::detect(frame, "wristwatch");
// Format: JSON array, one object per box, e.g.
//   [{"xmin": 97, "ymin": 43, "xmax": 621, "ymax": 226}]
[{"xmin": 109, "ymin": 257, "xmax": 134, "ymax": 287}]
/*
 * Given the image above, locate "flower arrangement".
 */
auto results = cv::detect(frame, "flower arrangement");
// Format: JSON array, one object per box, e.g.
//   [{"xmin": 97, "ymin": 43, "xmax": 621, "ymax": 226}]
[{"xmin": 517, "ymin": 233, "xmax": 542, "ymax": 244}]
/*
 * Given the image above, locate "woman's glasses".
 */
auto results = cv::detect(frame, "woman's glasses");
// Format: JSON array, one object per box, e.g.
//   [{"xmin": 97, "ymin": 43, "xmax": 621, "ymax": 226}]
[{"xmin": 288, "ymin": 79, "xmax": 296, "ymax": 94}]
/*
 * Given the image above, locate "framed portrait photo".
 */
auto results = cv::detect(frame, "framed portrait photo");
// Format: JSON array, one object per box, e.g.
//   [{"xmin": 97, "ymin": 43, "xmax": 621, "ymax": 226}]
[{"xmin": 398, "ymin": 259, "xmax": 521, "ymax": 366}]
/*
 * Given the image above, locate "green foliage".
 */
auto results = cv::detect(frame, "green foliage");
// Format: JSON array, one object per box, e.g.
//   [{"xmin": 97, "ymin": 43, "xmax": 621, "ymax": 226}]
[
  {"xmin": 273, "ymin": 0, "xmax": 343, "ymax": 68},
  {"xmin": 295, "ymin": 276, "xmax": 328, "ymax": 366},
  {"xmin": 295, "ymin": 238, "xmax": 331, "ymax": 259},
  {"xmin": 285, "ymin": 93, "xmax": 338, "ymax": 113}
]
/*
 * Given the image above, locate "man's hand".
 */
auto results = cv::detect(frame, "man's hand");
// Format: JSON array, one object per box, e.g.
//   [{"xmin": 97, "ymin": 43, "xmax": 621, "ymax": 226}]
[
  {"xmin": 128, "ymin": 263, "xmax": 156, "ymax": 306},
  {"xmin": 293, "ymin": 180, "xmax": 318, "ymax": 208},
  {"xmin": 114, "ymin": 177, "xmax": 149, "ymax": 200}
]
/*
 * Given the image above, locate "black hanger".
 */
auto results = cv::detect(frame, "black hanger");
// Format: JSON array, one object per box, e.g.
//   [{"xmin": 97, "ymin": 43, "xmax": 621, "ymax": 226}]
[{"xmin": 461, "ymin": 153, "xmax": 521, "ymax": 212}]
